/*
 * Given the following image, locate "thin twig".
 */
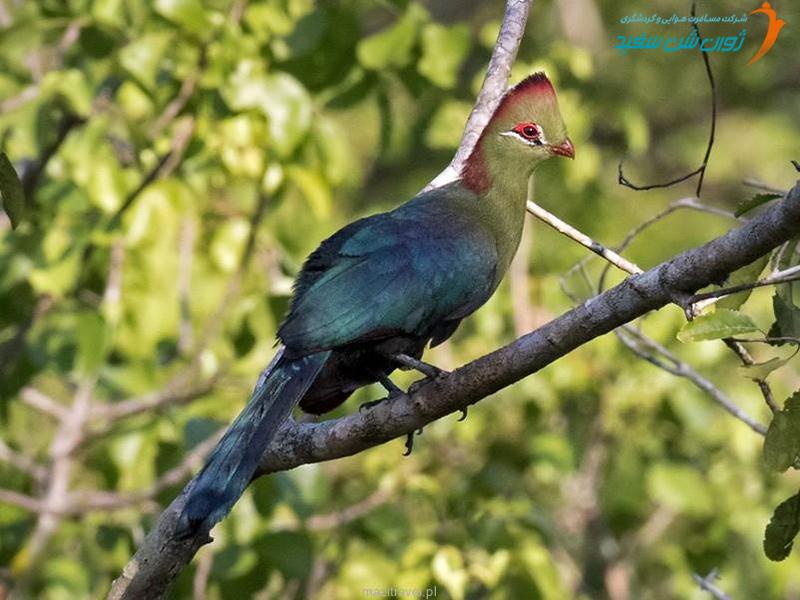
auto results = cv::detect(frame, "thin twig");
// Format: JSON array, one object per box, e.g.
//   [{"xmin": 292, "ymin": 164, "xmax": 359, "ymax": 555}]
[
  {"xmin": 0, "ymin": 440, "xmax": 47, "ymax": 483},
  {"xmin": 618, "ymin": 1, "xmax": 716, "ymax": 197},
  {"xmin": 306, "ymin": 487, "xmax": 393, "ymax": 530},
  {"xmin": 742, "ymin": 178, "xmax": 787, "ymax": 194},
  {"xmin": 724, "ymin": 340, "xmax": 780, "ymax": 413},
  {"xmin": 107, "ymin": 116, "xmax": 195, "ymax": 230},
  {"xmin": 69, "ymin": 429, "xmax": 224, "ymax": 513},
  {"xmin": 88, "ymin": 378, "xmax": 215, "ymax": 423},
  {"xmin": 194, "ymin": 192, "xmax": 270, "ymax": 351},
  {"xmin": 527, "ymin": 199, "xmax": 643, "ymax": 276},
  {"xmin": 19, "ymin": 387, "xmax": 69, "ymax": 421},
  {"xmin": 693, "ymin": 569, "xmax": 733, "ymax": 600},
  {"xmin": 726, "ymin": 336, "xmax": 800, "ymax": 345},
  {"xmin": 690, "ymin": 264, "xmax": 800, "ymax": 303},
  {"xmin": 150, "ymin": 49, "xmax": 206, "ymax": 138},
  {"xmin": 618, "ymin": 326, "xmax": 766, "ymax": 435},
  {"xmin": 0, "ymin": 489, "xmax": 45, "ymax": 512}
]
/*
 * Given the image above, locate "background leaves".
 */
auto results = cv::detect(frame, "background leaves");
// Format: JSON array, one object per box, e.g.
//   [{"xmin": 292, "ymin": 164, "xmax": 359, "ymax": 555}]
[{"xmin": 0, "ymin": 0, "xmax": 799, "ymax": 598}]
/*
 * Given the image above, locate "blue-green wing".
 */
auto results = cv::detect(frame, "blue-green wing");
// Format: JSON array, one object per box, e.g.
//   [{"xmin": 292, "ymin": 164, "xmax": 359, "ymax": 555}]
[{"xmin": 278, "ymin": 204, "xmax": 497, "ymax": 353}]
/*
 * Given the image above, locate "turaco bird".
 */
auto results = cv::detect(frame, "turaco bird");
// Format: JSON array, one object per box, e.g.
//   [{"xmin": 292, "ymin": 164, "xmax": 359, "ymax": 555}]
[{"xmin": 179, "ymin": 72, "xmax": 574, "ymax": 534}]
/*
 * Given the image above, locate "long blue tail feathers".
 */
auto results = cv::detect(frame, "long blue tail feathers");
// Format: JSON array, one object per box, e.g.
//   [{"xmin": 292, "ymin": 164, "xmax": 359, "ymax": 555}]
[{"xmin": 177, "ymin": 349, "xmax": 330, "ymax": 535}]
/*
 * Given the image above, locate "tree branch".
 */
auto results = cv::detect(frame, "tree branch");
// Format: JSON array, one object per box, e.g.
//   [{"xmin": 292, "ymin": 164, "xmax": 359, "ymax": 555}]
[
  {"xmin": 617, "ymin": 325, "xmax": 766, "ymax": 435},
  {"xmin": 19, "ymin": 387, "xmax": 69, "ymax": 421},
  {"xmin": 109, "ymin": 178, "xmax": 800, "ymax": 599},
  {"xmin": 0, "ymin": 440, "xmax": 47, "ymax": 484}
]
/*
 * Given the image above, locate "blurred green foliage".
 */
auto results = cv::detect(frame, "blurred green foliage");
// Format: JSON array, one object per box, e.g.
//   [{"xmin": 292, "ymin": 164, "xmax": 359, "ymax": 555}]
[{"xmin": 1, "ymin": 0, "xmax": 800, "ymax": 598}]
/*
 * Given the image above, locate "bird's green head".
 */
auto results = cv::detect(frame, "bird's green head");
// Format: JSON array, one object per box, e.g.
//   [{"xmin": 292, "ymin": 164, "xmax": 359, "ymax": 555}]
[{"xmin": 462, "ymin": 72, "xmax": 573, "ymax": 193}]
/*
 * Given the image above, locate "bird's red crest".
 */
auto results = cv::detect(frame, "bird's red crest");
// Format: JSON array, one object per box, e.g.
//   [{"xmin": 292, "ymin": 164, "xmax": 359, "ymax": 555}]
[{"xmin": 492, "ymin": 72, "xmax": 555, "ymax": 120}]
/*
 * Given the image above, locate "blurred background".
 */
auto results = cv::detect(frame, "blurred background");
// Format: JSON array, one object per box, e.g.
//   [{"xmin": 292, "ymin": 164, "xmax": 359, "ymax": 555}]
[{"xmin": 1, "ymin": 0, "xmax": 800, "ymax": 598}]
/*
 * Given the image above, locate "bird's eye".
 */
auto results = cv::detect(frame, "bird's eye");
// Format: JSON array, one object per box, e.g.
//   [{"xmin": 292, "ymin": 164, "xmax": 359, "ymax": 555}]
[{"xmin": 503, "ymin": 122, "xmax": 545, "ymax": 146}]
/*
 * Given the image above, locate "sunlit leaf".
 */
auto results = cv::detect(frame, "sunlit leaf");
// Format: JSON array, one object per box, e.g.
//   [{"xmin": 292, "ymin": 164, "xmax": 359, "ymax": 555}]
[
  {"xmin": 223, "ymin": 62, "xmax": 312, "ymax": 157},
  {"xmin": 154, "ymin": 0, "xmax": 210, "ymax": 36},
  {"xmin": 75, "ymin": 311, "xmax": 111, "ymax": 376},
  {"xmin": 432, "ymin": 546, "xmax": 467, "ymax": 600},
  {"xmin": 426, "ymin": 100, "xmax": 472, "ymax": 149},
  {"xmin": 738, "ymin": 357, "xmax": 789, "ymax": 381},
  {"xmin": 286, "ymin": 165, "xmax": 331, "ymax": 219},
  {"xmin": 646, "ymin": 463, "xmax": 713, "ymax": 515},
  {"xmin": 717, "ymin": 254, "xmax": 769, "ymax": 310},
  {"xmin": 417, "ymin": 23, "xmax": 470, "ymax": 89},
  {"xmin": 676, "ymin": 309, "xmax": 759, "ymax": 342},
  {"xmin": 210, "ymin": 218, "xmax": 250, "ymax": 273},
  {"xmin": 735, "ymin": 193, "xmax": 782, "ymax": 218},
  {"xmin": 356, "ymin": 3, "xmax": 428, "ymax": 70},
  {"xmin": 119, "ymin": 31, "xmax": 173, "ymax": 91}
]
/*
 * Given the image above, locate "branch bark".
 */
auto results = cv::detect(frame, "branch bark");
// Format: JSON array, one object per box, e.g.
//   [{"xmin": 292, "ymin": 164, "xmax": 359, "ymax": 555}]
[{"xmin": 110, "ymin": 178, "xmax": 800, "ymax": 598}]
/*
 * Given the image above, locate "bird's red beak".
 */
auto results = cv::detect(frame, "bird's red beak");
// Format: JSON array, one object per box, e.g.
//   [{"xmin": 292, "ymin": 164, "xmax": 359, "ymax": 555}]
[{"xmin": 550, "ymin": 137, "xmax": 575, "ymax": 159}]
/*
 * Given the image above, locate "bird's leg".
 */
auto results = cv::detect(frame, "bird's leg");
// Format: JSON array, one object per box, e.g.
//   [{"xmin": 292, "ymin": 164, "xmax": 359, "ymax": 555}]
[
  {"xmin": 403, "ymin": 427, "xmax": 424, "ymax": 456},
  {"xmin": 359, "ymin": 373, "xmax": 408, "ymax": 412},
  {"xmin": 393, "ymin": 353, "xmax": 446, "ymax": 379}
]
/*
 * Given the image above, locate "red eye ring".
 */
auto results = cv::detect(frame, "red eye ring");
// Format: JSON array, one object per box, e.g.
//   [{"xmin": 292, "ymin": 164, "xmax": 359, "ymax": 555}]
[{"xmin": 513, "ymin": 122, "xmax": 540, "ymax": 140}]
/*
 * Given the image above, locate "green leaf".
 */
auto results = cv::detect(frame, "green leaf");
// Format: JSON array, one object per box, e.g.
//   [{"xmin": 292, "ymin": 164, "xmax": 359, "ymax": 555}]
[
  {"xmin": 735, "ymin": 193, "xmax": 782, "ymax": 217},
  {"xmin": 646, "ymin": 463, "xmax": 713, "ymax": 515},
  {"xmin": 210, "ymin": 218, "xmax": 250, "ymax": 273},
  {"xmin": 154, "ymin": 0, "xmax": 210, "ymax": 36},
  {"xmin": 775, "ymin": 237, "xmax": 800, "ymax": 308},
  {"xmin": 223, "ymin": 63, "xmax": 312, "ymax": 157},
  {"xmin": 763, "ymin": 392, "xmax": 800, "ymax": 472},
  {"xmin": 356, "ymin": 3, "xmax": 428, "ymax": 70},
  {"xmin": 769, "ymin": 292, "xmax": 800, "ymax": 344},
  {"xmin": 75, "ymin": 311, "xmax": 111, "ymax": 376},
  {"xmin": 717, "ymin": 254, "xmax": 769, "ymax": 310},
  {"xmin": 677, "ymin": 309, "xmax": 759, "ymax": 343},
  {"xmin": 426, "ymin": 100, "xmax": 472, "ymax": 149},
  {"xmin": 738, "ymin": 357, "xmax": 789, "ymax": 381},
  {"xmin": 764, "ymin": 491, "xmax": 800, "ymax": 561},
  {"xmin": 0, "ymin": 153, "xmax": 24, "ymax": 229},
  {"xmin": 286, "ymin": 166, "xmax": 331, "ymax": 219},
  {"xmin": 119, "ymin": 32, "xmax": 173, "ymax": 91},
  {"xmin": 432, "ymin": 546, "xmax": 467, "ymax": 600},
  {"xmin": 417, "ymin": 23, "xmax": 470, "ymax": 89}
]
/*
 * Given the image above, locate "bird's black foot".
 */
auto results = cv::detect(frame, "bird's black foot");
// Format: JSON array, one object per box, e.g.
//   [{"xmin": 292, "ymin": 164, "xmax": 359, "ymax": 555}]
[
  {"xmin": 393, "ymin": 353, "xmax": 447, "ymax": 379},
  {"xmin": 376, "ymin": 373, "xmax": 408, "ymax": 400},
  {"xmin": 403, "ymin": 427, "xmax": 424, "ymax": 456},
  {"xmin": 457, "ymin": 407, "xmax": 468, "ymax": 422},
  {"xmin": 361, "ymin": 373, "xmax": 409, "ymax": 413}
]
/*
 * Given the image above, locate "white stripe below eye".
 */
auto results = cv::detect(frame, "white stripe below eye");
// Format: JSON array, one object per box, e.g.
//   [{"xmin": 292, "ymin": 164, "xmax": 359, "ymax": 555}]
[{"xmin": 500, "ymin": 130, "xmax": 548, "ymax": 146}]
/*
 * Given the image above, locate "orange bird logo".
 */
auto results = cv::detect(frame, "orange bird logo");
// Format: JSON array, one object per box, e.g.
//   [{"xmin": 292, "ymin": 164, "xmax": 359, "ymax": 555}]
[{"xmin": 747, "ymin": 2, "xmax": 786, "ymax": 65}]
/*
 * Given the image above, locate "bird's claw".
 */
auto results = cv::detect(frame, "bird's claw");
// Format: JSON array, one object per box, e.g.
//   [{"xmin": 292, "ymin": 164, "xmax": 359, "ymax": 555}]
[
  {"xmin": 457, "ymin": 407, "xmax": 468, "ymax": 422},
  {"xmin": 402, "ymin": 427, "xmax": 424, "ymax": 456}
]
